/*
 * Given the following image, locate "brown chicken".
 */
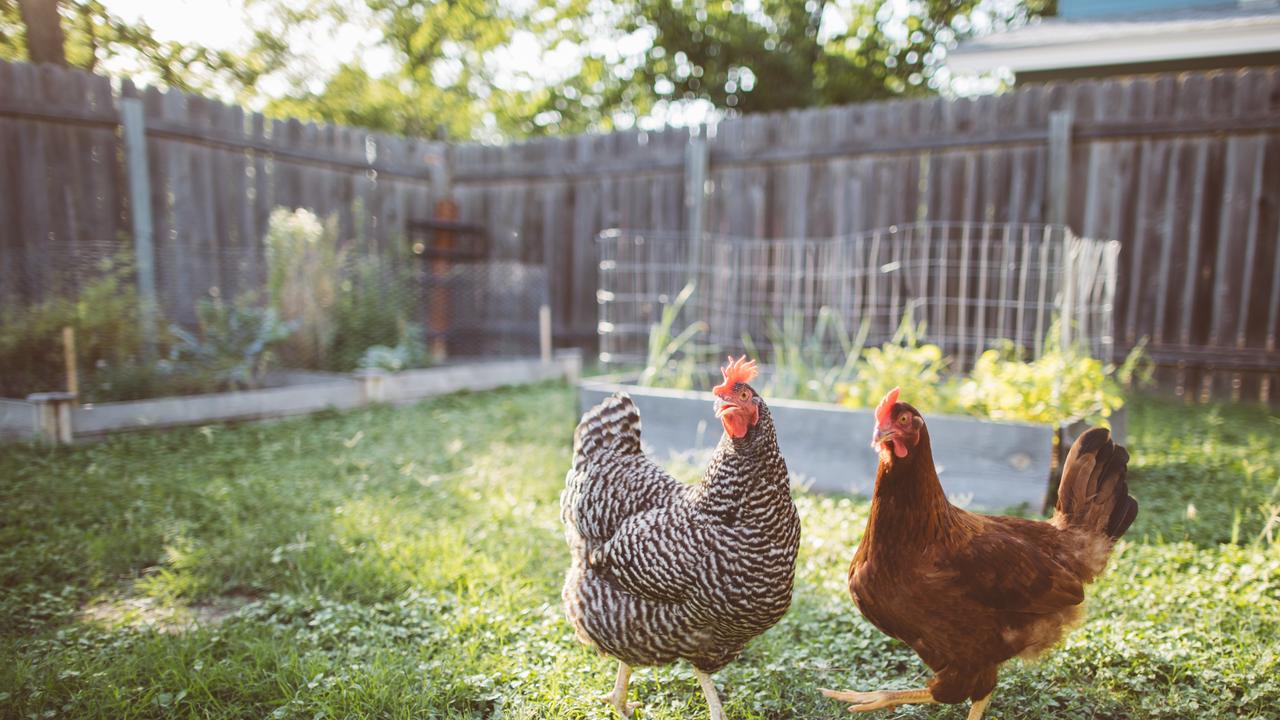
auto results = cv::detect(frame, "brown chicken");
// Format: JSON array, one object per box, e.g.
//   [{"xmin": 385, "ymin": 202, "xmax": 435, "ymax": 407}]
[{"xmin": 820, "ymin": 388, "xmax": 1137, "ymax": 720}]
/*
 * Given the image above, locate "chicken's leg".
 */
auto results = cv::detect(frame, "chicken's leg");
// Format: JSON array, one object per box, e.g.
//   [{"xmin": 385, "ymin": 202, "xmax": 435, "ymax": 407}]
[
  {"xmin": 694, "ymin": 669, "xmax": 726, "ymax": 720},
  {"xmin": 966, "ymin": 693, "xmax": 992, "ymax": 720},
  {"xmin": 598, "ymin": 661, "xmax": 640, "ymax": 718},
  {"xmin": 818, "ymin": 686, "xmax": 936, "ymax": 713}
]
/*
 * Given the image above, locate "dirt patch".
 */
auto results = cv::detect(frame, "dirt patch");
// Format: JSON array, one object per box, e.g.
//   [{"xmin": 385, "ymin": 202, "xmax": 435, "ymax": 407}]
[{"xmin": 79, "ymin": 590, "xmax": 255, "ymax": 634}]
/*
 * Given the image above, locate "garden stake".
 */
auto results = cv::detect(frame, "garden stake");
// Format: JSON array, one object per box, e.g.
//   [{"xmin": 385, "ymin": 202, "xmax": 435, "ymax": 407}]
[{"xmin": 62, "ymin": 326, "xmax": 78, "ymax": 396}]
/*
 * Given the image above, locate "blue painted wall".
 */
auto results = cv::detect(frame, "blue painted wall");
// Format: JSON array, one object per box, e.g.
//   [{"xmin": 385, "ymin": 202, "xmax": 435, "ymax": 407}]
[{"xmin": 1060, "ymin": 0, "xmax": 1239, "ymax": 19}]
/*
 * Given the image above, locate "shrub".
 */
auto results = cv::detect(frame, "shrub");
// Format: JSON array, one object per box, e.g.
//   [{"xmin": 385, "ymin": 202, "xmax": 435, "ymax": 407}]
[
  {"xmin": 835, "ymin": 313, "xmax": 960, "ymax": 414},
  {"xmin": 637, "ymin": 291, "xmax": 1141, "ymax": 427},
  {"xmin": 168, "ymin": 295, "xmax": 296, "ymax": 391},
  {"xmin": 265, "ymin": 208, "xmax": 346, "ymax": 369},
  {"xmin": 0, "ymin": 253, "xmax": 155, "ymax": 401},
  {"xmin": 330, "ymin": 256, "xmax": 423, "ymax": 372},
  {"xmin": 264, "ymin": 207, "xmax": 427, "ymax": 373}
]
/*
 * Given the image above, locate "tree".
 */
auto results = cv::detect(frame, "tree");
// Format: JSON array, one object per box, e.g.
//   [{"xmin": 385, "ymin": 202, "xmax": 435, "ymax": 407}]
[
  {"xmin": 1, "ymin": 0, "xmax": 1057, "ymax": 140},
  {"xmin": 0, "ymin": 0, "xmax": 287, "ymax": 97},
  {"xmin": 621, "ymin": 0, "xmax": 1057, "ymax": 115},
  {"xmin": 257, "ymin": 0, "xmax": 629, "ymax": 140},
  {"xmin": 15, "ymin": 0, "xmax": 63, "ymax": 65}
]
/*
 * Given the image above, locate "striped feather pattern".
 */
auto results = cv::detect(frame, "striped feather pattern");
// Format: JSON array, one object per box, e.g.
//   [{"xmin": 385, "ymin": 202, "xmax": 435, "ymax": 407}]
[{"xmin": 562, "ymin": 390, "xmax": 800, "ymax": 673}]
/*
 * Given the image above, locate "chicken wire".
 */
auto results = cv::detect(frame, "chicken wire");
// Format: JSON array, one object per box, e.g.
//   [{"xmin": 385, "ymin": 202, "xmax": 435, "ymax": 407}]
[
  {"xmin": 0, "ymin": 235, "xmax": 546, "ymax": 401},
  {"xmin": 597, "ymin": 222, "xmax": 1118, "ymax": 372}
]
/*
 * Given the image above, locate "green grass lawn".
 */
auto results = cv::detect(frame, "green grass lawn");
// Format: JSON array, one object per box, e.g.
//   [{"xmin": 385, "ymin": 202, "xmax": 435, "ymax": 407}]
[{"xmin": 2, "ymin": 383, "xmax": 1278, "ymax": 719}]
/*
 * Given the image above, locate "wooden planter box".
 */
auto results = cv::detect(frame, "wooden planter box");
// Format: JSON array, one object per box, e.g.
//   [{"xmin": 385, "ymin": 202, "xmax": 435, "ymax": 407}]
[
  {"xmin": 578, "ymin": 377, "xmax": 1123, "ymax": 512},
  {"xmin": 2, "ymin": 353, "xmax": 581, "ymax": 443}
]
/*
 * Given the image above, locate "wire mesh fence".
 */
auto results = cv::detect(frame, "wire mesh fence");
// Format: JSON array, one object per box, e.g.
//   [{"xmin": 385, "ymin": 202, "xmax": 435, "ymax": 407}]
[
  {"xmin": 0, "ymin": 222, "xmax": 547, "ymax": 402},
  {"xmin": 598, "ymin": 222, "xmax": 1118, "ymax": 377}
]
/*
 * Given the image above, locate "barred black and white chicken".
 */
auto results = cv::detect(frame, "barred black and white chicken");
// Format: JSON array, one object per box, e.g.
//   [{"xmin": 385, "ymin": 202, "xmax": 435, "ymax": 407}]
[{"xmin": 561, "ymin": 357, "xmax": 800, "ymax": 720}]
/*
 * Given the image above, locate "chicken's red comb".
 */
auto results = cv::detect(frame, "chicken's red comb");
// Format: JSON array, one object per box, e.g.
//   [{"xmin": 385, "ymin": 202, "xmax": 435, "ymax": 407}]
[
  {"xmin": 712, "ymin": 355, "xmax": 758, "ymax": 394},
  {"xmin": 874, "ymin": 387, "xmax": 901, "ymax": 425}
]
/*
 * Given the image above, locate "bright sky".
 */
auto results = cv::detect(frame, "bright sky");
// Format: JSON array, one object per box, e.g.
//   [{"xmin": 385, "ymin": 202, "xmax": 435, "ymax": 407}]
[
  {"xmin": 97, "ymin": 0, "xmax": 710, "ymax": 129},
  {"xmin": 102, "ymin": 0, "xmax": 249, "ymax": 50},
  {"xmin": 99, "ymin": 0, "xmax": 393, "ymax": 101}
]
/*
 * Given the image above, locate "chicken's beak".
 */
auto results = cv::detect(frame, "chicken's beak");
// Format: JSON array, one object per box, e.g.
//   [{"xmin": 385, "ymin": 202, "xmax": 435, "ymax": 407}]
[
  {"xmin": 713, "ymin": 396, "xmax": 732, "ymax": 417},
  {"xmin": 714, "ymin": 396, "xmax": 742, "ymax": 424},
  {"xmin": 714, "ymin": 394, "xmax": 753, "ymax": 439},
  {"xmin": 872, "ymin": 423, "xmax": 909, "ymax": 458},
  {"xmin": 872, "ymin": 424, "xmax": 895, "ymax": 445}
]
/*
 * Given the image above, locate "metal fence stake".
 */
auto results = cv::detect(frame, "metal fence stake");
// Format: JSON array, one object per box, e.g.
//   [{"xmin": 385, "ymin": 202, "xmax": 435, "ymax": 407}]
[
  {"xmin": 1047, "ymin": 111, "xmax": 1073, "ymax": 228},
  {"xmin": 121, "ymin": 97, "xmax": 158, "ymax": 358},
  {"xmin": 684, "ymin": 131, "xmax": 709, "ymax": 280}
]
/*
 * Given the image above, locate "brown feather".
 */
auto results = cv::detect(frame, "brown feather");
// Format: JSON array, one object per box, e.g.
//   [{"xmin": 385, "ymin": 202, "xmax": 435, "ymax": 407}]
[{"xmin": 847, "ymin": 404, "xmax": 1138, "ymax": 706}]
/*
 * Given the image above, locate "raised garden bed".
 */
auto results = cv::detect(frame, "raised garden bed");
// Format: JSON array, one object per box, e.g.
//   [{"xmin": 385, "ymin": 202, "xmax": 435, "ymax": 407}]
[
  {"xmin": 579, "ymin": 376, "xmax": 1125, "ymax": 511},
  {"xmin": 3, "ymin": 353, "xmax": 581, "ymax": 443}
]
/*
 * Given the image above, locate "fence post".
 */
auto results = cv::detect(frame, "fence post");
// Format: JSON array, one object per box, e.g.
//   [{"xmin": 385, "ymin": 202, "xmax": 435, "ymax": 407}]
[
  {"xmin": 1047, "ymin": 111, "xmax": 1073, "ymax": 228},
  {"xmin": 121, "ymin": 97, "xmax": 158, "ymax": 358},
  {"xmin": 539, "ymin": 304, "xmax": 552, "ymax": 363},
  {"xmin": 355, "ymin": 368, "xmax": 388, "ymax": 404},
  {"xmin": 27, "ymin": 392, "xmax": 76, "ymax": 444},
  {"xmin": 683, "ymin": 129, "xmax": 709, "ymax": 279},
  {"xmin": 1102, "ymin": 240, "xmax": 1119, "ymax": 363},
  {"xmin": 1060, "ymin": 228, "xmax": 1075, "ymax": 352},
  {"xmin": 429, "ymin": 142, "xmax": 452, "ymax": 200},
  {"xmin": 429, "ymin": 199, "xmax": 458, "ymax": 362}
]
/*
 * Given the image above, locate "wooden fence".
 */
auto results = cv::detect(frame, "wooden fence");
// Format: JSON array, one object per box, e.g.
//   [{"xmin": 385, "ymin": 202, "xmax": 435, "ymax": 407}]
[
  {"xmin": 0, "ymin": 59, "xmax": 448, "ymax": 326},
  {"xmin": 2, "ymin": 59, "xmax": 1279, "ymax": 400},
  {"xmin": 450, "ymin": 67, "xmax": 1280, "ymax": 402}
]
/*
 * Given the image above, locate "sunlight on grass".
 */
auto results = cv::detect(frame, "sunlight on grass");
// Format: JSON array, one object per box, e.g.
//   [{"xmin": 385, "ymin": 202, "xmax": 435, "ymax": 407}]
[{"xmin": 1, "ymin": 383, "xmax": 1278, "ymax": 718}]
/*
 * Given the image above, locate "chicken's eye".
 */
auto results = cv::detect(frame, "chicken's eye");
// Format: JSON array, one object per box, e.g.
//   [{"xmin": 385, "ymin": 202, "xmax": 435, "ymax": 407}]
[
  {"xmin": 898, "ymin": 413, "xmax": 911, "ymax": 425},
  {"xmin": 739, "ymin": 390, "xmax": 751, "ymax": 402}
]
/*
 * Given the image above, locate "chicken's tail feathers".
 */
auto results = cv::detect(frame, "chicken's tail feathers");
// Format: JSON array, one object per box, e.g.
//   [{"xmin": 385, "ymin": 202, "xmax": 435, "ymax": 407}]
[
  {"xmin": 573, "ymin": 392, "xmax": 643, "ymax": 464},
  {"xmin": 1054, "ymin": 427, "xmax": 1138, "ymax": 540}
]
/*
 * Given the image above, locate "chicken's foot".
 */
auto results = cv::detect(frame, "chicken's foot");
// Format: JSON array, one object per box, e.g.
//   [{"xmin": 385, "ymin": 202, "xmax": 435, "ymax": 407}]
[
  {"xmin": 966, "ymin": 693, "xmax": 992, "ymax": 720},
  {"xmin": 598, "ymin": 661, "xmax": 641, "ymax": 718},
  {"xmin": 694, "ymin": 668, "xmax": 726, "ymax": 720},
  {"xmin": 818, "ymin": 686, "xmax": 936, "ymax": 713}
]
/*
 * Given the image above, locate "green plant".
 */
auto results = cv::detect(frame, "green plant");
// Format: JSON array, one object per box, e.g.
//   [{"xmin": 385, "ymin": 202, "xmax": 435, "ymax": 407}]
[
  {"xmin": 330, "ymin": 256, "xmax": 423, "ymax": 372},
  {"xmin": 755, "ymin": 307, "xmax": 870, "ymax": 402},
  {"xmin": 0, "ymin": 253, "xmax": 157, "ymax": 401},
  {"xmin": 0, "ymin": 389, "xmax": 1277, "ymax": 719},
  {"xmin": 265, "ymin": 208, "xmax": 346, "ymax": 369},
  {"xmin": 168, "ymin": 295, "xmax": 296, "ymax": 391},
  {"xmin": 637, "ymin": 283, "xmax": 709, "ymax": 390},
  {"xmin": 953, "ymin": 326, "xmax": 1146, "ymax": 427},
  {"xmin": 837, "ymin": 311, "xmax": 960, "ymax": 415},
  {"xmin": 357, "ymin": 328, "xmax": 428, "ymax": 373}
]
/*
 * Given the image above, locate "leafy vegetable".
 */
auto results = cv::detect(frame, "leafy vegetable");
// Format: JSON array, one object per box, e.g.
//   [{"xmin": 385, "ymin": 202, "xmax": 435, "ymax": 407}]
[{"xmin": 169, "ymin": 295, "xmax": 296, "ymax": 391}]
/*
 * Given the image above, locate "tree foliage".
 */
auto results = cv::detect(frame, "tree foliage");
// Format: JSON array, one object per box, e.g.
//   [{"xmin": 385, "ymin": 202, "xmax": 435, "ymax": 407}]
[
  {"xmin": 0, "ymin": 0, "xmax": 288, "ymax": 97},
  {"xmin": 623, "ymin": 0, "xmax": 1056, "ymax": 113},
  {"xmin": 0, "ymin": 0, "xmax": 1056, "ymax": 139},
  {"xmin": 258, "ymin": 0, "xmax": 648, "ymax": 140}
]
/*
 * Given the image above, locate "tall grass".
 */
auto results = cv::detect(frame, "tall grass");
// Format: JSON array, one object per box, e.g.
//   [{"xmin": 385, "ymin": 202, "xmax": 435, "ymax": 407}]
[
  {"xmin": 638, "ymin": 283, "xmax": 709, "ymax": 389},
  {"xmin": 746, "ymin": 306, "xmax": 870, "ymax": 402}
]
